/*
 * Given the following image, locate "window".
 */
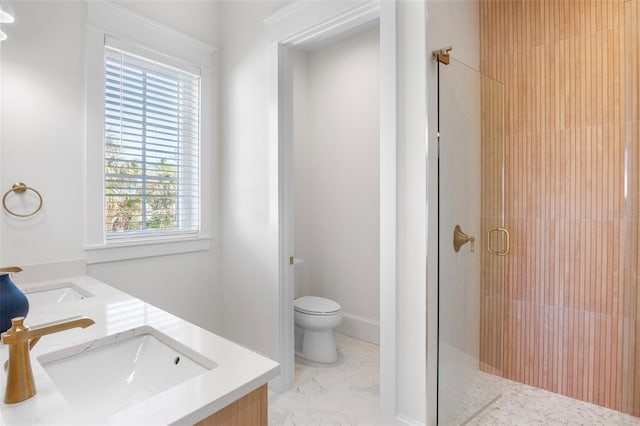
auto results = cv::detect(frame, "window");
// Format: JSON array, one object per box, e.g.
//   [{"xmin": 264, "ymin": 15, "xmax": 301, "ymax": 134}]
[
  {"xmin": 103, "ymin": 44, "xmax": 200, "ymax": 241},
  {"xmin": 85, "ymin": 2, "xmax": 214, "ymax": 263}
]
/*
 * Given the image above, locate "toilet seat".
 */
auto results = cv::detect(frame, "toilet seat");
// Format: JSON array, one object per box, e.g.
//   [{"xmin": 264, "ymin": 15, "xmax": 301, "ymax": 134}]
[{"xmin": 294, "ymin": 296, "xmax": 341, "ymax": 316}]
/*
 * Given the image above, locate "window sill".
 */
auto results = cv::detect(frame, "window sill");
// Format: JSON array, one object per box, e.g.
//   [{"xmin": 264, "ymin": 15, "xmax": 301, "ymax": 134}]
[{"xmin": 85, "ymin": 235, "xmax": 212, "ymax": 264}]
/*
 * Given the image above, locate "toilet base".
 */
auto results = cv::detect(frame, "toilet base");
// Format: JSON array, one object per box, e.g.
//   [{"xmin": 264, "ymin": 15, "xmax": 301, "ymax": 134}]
[
  {"xmin": 299, "ymin": 328, "xmax": 338, "ymax": 363},
  {"xmin": 293, "ymin": 300, "xmax": 342, "ymax": 364}
]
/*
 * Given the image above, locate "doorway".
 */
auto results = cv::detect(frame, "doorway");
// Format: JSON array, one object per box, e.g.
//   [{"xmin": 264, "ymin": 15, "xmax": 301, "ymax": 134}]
[
  {"xmin": 270, "ymin": 2, "xmax": 398, "ymax": 422},
  {"xmin": 291, "ymin": 24, "xmax": 380, "ymax": 349}
]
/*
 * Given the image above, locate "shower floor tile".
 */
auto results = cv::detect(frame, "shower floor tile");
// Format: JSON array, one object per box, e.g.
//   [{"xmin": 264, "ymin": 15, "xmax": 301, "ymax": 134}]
[{"xmin": 468, "ymin": 372, "xmax": 640, "ymax": 426}]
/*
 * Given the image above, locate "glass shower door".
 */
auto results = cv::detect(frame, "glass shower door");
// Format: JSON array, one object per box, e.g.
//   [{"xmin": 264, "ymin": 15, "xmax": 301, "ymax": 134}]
[{"xmin": 437, "ymin": 55, "xmax": 506, "ymax": 424}]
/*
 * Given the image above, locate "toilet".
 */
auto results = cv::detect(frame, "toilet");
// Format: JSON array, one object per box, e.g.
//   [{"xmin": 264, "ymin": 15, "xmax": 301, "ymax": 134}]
[{"xmin": 294, "ymin": 296, "xmax": 343, "ymax": 363}]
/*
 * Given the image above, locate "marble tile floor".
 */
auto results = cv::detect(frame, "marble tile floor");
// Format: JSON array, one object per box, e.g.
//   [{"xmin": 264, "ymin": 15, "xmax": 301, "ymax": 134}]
[
  {"xmin": 268, "ymin": 332, "xmax": 393, "ymax": 426},
  {"xmin": 268, "ymin": 332, "xmax": 640, "ymax": 426}
]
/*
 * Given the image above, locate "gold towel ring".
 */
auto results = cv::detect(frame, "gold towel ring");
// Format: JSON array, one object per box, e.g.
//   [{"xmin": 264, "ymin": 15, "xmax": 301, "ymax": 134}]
[{"xmin": 2, "ymin": 183, "xmax": 43, "ymax": 218}]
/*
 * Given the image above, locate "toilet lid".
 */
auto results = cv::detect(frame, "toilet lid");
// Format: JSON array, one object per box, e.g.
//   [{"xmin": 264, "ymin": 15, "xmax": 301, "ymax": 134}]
[{"xmin": 294, "ymin": 296, "xmax": 341, "ymax": 315}]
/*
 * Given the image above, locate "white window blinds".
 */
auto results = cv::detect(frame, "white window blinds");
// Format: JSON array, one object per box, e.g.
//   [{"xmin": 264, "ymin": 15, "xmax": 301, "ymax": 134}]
[{"xmin": 104, "ymin": 45, "xmax": 200, "ymax": 240}]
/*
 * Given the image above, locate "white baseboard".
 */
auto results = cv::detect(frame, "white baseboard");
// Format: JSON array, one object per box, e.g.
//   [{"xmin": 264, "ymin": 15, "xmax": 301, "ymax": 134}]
[
  {"xmin": 336, "ymin": 312, "xmax": 379, "ymax": 345},
  {"xmin": 395, "ymin": 414, "xmax": 425, "ymax": 426}
]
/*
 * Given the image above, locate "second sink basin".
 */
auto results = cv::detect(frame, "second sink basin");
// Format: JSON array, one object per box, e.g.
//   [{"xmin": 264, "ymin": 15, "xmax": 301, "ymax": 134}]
[
  {"xmin": 23, "ymin": 282, "xmax": 92, "ymax": 308},
  {"xmin": 38, "ymin": 326, "xmax": 217, "ymax": 417}
]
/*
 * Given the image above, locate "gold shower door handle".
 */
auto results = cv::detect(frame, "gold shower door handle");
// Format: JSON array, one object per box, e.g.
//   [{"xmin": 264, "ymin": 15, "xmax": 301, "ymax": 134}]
[
  {"xmin": 487, "ymin": 227, "xmax": 510, "ymax": 256},
  {"xmin": 453, "ymin": 225, "xmax": 475, "ymax": 253}
]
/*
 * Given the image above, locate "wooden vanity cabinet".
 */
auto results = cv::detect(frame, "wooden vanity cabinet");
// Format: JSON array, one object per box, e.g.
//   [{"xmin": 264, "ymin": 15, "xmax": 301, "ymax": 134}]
[{"xmin": 195, "ymin": 384, "xmax": 267, "ymax": 426}]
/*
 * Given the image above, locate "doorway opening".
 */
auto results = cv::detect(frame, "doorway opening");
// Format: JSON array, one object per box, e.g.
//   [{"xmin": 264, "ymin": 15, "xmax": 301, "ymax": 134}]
[{"xmin": 270, "ymin": 2, "xmax": 397, "ymax": 422}]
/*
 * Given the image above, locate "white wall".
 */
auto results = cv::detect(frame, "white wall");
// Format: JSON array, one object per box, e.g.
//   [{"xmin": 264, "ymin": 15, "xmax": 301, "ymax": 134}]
[
  {"xmin": 395, "ymin": 1, "xmax": 427, "ymax": 423},
  {"xmin": 0, "ymin": 1, "xmax": 222, "ymax": 333},
  {"xmin": 113, "ymin": 0, "xmax": 219, "ymax": 45},
  {"xmin": 1, "ymin": 1, "xmax": 86, "ymax": 266},
  {"xmin": 293, "ymin": 26, "xmax": 380, "ymax": 344},
  {"xmin": 293, "ymin": 52, "xmax": 311, "ymax": 297},
  {"xmin": 218, "ymin": 1, "xmax": 283, "ymax": 361}
]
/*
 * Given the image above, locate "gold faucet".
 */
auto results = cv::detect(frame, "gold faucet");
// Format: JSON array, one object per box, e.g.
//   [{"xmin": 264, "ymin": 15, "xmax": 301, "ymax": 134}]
[
  {"xmin": 2, "ymin": 316, "xmax": 95, "ymax": 404},
  {"xmin": 0, "ymin": 266, "xmax": 22, "ymax": 274}
]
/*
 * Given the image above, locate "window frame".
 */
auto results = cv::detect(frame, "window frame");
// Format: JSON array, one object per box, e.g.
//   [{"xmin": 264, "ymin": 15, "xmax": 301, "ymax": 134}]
[
  {"xmin": 103, "ymin": 42, "xmax": 201, "ymax": 240},
  {"xmin": 85, "ymin": 2, "xmax": 215, "ymax": 264}
]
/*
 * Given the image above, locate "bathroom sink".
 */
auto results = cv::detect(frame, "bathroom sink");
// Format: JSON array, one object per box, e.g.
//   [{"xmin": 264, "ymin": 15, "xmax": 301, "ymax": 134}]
[
  {"xmin": 38, "ymin": 326, "xmax": 216, "ymax": 417},
  {"xmin": 23, "ymin": 282, "xmax": 92, "ymax": 307}
]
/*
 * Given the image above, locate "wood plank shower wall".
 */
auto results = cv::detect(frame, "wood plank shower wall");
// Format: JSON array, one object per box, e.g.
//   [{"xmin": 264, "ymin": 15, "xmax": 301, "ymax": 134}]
[{"xmin": 479, "ymin": 0, "xmax": 640, "ymax": 414}]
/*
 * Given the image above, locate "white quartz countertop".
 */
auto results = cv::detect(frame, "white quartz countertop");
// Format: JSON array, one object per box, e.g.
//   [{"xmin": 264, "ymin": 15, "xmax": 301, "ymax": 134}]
[{"xmin": 0, "ymin": 275, "xmax": 280, "ymax": 425}]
